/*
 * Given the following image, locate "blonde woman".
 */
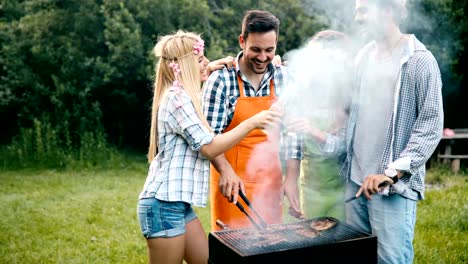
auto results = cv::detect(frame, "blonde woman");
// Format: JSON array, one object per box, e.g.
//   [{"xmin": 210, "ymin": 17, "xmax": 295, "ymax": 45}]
[{"xmin": 137, "ymin": 31, "xmax": 281, "ymax": 264}]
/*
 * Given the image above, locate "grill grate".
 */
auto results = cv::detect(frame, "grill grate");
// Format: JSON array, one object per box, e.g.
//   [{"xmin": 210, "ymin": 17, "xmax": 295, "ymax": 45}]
[{"xmin": 211, "ymin": 217, "xmax": 370, "ymax": 256}]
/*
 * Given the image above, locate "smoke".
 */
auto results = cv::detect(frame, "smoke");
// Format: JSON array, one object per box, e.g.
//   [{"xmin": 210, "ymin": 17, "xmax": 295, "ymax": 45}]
[
  {"xmin": 281, "ymin": 43, "xmax": 352, "ymax": 125},
  {"xmin": 241, "ymin": 40, "xmax": 353, "ymax": 221},
  {"xmin": 278, "ymin": 0, "xmax": 454, "ymax": 135},
  {"xmin": 243, "ymin": 0, "xmax": 456, "ymax": 221},
  {"xmin": 301, "ymin": 0, "xmax": 355, "ymax": 33}
]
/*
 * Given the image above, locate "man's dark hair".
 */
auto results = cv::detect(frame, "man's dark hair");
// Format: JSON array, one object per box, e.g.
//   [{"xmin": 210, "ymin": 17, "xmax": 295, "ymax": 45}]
[{"xmin": 241, "ymin": 10, "xmax": 280, "ymax": 40}]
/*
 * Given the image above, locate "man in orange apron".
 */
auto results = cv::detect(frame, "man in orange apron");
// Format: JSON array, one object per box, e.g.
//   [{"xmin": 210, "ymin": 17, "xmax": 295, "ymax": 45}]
[{"xmin": 202, "ymin": 10, "xmax": 303, "ymax": 230}]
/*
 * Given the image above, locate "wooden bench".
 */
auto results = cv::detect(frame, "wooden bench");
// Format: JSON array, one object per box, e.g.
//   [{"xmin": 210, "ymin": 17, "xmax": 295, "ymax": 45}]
[
  {"xmin": 437, "ymin": 128, "xmax": 468, "ymax": 172},
  {"xmin": 437, "ymin": 155, "xmax": 468, "ymax": 172}
]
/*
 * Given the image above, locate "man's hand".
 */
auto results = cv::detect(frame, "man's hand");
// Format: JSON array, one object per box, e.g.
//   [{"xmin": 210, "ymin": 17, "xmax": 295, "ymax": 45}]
[
  {"xmin": 356, "ymin": 174, "xmax": 394, "ymax": 200},
  {"xmin": 285, "ymin": 118, "xmax": 311, "ymax": 133},
  {"xmin": 219, "ymin": 170, "xmax": 245, "ymax": 204},
  {"xmin": 285, "ymin": 118, "xmax": 327, "ymax": 143},
  {"xmin": 211, "ymin": 155, "xmax": 245, "ymax": 204},
  {"xmin": 282, "ymin": 173, "xmax": 300, "ymax": 211}
]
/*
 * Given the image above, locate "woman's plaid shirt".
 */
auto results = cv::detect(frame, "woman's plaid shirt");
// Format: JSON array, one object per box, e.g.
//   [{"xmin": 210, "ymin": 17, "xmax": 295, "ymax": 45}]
[{"xmin": 139, "ymin": 88, "xmax": 214, "ymax": 207}]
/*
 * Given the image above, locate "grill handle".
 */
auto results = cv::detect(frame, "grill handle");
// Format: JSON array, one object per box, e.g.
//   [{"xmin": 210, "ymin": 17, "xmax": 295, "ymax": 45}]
[{"xmin": 216, "ymin": 219, "xmax": 230, "ymax": 230}]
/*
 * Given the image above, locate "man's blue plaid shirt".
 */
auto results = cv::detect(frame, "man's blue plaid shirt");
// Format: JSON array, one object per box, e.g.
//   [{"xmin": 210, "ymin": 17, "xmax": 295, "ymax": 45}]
[
  {"xmin": 322, "ymin": 35, "xmax": 443, "ymax": 199},
  {"xmin": 202, "ymin": 51, "xmax": 303, "ymax": 161}
]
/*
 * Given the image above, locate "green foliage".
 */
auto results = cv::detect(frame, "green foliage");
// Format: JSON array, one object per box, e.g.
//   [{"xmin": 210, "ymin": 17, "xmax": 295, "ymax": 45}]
[
  {"xmin": 0, "ymin": 118, "xmax": 68, "ymax": 168},
  {"xmin": 0, "ymin": 0, "xmax": 325, "ymax": 166},
  {"xmin": 0, "ymin": 115, "xmax": 124, "ymax": 170},
  {"xmin": 0, "ymin": 0, "xmax": 467, "ymax": 168},
  {"xmin": 204, "ymin": 0, "xmax": 326, "ymax": 58},
  {"xmin": 404, "ymin": 0, "xmax": 468, "ymax": 128},
  {"xmin": 405, "ymin": 0, "xmax": 465, "ymax": 92}
]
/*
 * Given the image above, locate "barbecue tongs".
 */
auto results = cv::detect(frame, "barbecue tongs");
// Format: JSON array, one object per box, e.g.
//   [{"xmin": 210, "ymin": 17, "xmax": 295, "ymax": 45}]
[
  {"xmin": 345, "ymin": 181, "xmax": 390, "ymax": 203},
  {"xmin": 235, "ymin": 191, "xmax": 268, "ymax": 230}
]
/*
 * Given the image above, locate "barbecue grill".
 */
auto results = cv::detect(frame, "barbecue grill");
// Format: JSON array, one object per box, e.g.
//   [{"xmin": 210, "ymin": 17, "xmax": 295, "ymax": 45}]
[{"xmin": 208, "ymin": 217, "xmax": 377, "ymax": 263}]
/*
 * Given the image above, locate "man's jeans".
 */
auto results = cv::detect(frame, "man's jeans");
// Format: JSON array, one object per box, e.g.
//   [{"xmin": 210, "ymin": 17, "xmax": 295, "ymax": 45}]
[{"xmin": 345, "ymin": 181, "xmax": 417, "ymax": 264}]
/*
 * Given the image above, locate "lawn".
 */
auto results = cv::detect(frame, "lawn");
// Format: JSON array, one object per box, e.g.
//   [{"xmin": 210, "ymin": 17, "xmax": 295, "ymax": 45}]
[{"xmin": 0, "ymin": 165, "xmax": 466, "ymax": 263}]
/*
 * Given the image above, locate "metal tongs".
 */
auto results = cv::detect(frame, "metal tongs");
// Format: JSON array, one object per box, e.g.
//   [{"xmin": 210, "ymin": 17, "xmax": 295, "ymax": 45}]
[
  {"xmin": 235, "ymin": 190, "xmax": 268, "ymax": 230},
  {"xmin": 345, "ymin": 181, "xmax": 390, "ymax": 203}
]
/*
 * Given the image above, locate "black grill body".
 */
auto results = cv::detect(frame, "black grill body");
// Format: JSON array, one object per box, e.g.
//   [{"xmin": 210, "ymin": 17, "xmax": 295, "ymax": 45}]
[{"xmin": 208, "ymin": 217, "xmax": 377, "ymax": 264}]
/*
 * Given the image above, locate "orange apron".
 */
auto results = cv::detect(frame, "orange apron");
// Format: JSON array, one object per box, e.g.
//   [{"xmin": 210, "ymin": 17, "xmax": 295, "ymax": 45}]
[{"xmin": 210, "ymin": 74, "xmax": 283, "ymax": 231}]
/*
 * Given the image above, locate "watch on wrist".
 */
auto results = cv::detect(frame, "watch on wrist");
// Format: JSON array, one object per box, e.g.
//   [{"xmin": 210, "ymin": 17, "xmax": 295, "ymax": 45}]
[{"xmin": 384, "ymin": 168, "xmax": 399, "ymax": 184}]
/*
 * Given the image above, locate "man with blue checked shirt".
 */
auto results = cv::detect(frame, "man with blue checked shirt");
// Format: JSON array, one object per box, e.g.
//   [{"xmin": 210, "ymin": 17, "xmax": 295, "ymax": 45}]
[
  {"xmin": 202, "ymin": 10, "xmax": 303, "ymax": 231},
  {"xmin": 322, "ymin": 0, "xmax": 443, "ymax": 263}
]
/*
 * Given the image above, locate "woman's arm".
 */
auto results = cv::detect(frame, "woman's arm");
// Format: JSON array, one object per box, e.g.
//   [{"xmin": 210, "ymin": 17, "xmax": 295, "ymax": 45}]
[
  {"xmin": 200, "ymin": 110, "xmax": 281, "ymax": 159},
  {"xmin": 205, "ymin": 56, "xmax": 235, "ymax": 77}
]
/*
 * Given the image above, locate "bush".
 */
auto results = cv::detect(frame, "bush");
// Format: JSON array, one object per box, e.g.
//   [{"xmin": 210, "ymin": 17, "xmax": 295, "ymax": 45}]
[{"xmin": 0, "ymin": 118, "xmax": 124, "ymax": 170}]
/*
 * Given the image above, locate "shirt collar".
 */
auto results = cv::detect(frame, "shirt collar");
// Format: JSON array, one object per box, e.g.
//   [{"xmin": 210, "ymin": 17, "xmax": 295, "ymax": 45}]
[{"xmin": 358, "ymin": 34, "xmax": 427, "ymax": 65}]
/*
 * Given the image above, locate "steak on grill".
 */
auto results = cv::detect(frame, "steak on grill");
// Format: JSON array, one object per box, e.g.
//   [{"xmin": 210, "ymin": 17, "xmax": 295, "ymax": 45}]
[
  {"xmin": 310, "ymin": 218, "xmax": 336, "ymax": 231},
  {"xmin": 251, "ymin": 233, "xmax": 288, "ymax": 247}
]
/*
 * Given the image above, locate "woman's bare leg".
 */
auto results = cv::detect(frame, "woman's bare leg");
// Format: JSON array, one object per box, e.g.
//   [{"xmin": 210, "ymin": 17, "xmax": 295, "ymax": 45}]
[
  {"xmin": 146, "ymin": 235, "xmax": 185, "ymax": 264},
  {"xmin": 184, "ymin": 218, "xmax": 209, "ymax": 264}
]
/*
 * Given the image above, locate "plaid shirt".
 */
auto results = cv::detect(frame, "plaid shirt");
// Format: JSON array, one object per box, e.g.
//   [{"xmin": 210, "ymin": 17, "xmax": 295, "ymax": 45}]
[
  {"xmin": 323, "ymin": 35, "xmax": 443, "ymax": 199},
  {"xmin": 139, "ymin": 88, "xmax": 214, "ymax": 207},
  {"xmin": 202, "ymin": 51, "xmax": 303, "ymax": 160}
]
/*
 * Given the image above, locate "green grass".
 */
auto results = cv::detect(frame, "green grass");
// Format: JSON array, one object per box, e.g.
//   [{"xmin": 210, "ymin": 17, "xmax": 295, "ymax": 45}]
[
  {"xmin": 0, "ymin": 165, "xmax": 466, "ymax": 263},
  {"xmin": 0, "ymin": 165, "xmax": 149, "ymax": 264},
  {"xmin": 413, "ymin": 169, "xmax": 467, "ymax": 264}
]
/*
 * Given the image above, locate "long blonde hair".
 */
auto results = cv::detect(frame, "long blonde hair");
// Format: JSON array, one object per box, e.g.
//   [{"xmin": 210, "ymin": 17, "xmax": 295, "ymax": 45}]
[{"xmin": 148, "ymin": 30, "xmax": 211, "ymax": 162}]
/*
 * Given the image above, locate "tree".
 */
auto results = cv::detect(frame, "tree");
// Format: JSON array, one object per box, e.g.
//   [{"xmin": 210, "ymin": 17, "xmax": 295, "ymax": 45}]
[
  {"xmin": 404, "ymin": 0, "xmax": 467, "ymax": 128},
  {"xmin": 0, "ymin": 0, "xmax": 466, "ymax": 160}
]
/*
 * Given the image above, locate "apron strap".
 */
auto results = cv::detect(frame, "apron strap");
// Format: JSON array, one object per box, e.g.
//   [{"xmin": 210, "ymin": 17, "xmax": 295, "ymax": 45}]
[
  {"xmin": 234, "ymin": 60, "xmax": 276, "ymax": 99},
  {"xmin": 236, "ymin": 73, "xmax": 276, "ymax": 98},
  {"xmin": 237, "ymin": 74, "xmax": 246, "ymax": 98}
]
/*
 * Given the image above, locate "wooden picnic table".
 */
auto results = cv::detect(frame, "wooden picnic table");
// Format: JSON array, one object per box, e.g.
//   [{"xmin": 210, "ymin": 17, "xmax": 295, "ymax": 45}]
[{"xmin": 438, "ymin": 129, "xmax": 468, "ymax": 172}]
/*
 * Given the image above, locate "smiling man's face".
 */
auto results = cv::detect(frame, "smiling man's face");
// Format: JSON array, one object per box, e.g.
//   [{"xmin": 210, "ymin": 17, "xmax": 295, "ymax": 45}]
[{"xmin": 239, "ymin": 31, "xmax": 277, "ymax": 75}]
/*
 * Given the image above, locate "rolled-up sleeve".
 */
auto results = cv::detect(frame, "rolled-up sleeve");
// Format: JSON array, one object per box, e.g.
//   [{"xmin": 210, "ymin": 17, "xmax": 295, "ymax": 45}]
[
  {"xmin": 168, "ymin": 93, "xmax": 214, "ymax": 151},
  {"xmin": 202, "ymin": 71, "xmax": 228, "ymax": 135},
  {"xmin": 320, "ymin": 129, "xmax": 347, "ymax": 156},
  {"xmin": 282, "ymin": 132, "xmax": 304, "ymax": 160}
]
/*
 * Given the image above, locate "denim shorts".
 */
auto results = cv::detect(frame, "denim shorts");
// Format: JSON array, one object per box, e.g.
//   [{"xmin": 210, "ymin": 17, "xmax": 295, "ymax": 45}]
[{"xmin": 137, "ymin": 197, "xmax": 197, "ymax": 238}]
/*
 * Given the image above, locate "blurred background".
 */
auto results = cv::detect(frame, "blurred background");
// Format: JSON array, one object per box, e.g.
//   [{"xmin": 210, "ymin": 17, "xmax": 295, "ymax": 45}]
[{"xmin": 0, "ymin": 0, "xmax": 466, "ymax": 168}]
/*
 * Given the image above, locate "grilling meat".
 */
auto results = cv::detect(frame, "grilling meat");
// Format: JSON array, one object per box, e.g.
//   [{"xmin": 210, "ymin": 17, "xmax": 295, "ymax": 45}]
[
  {"xmin": 240, "ymin": 222, "xmax": 323, "ymax": 247},
  {"xmin": 229, "ymin": 219, "xmax": 338, "ymax": 249},
  {"xmin": 310, "ymin": 219, "xmax": 336, "ymax": 231},
  {"xmin": 251, "ymin": 233, "xmax": 288, "ymax": 248},
  {"xmin": 295, "ymin": 228, "xmax": 319, "ymax": 238}
]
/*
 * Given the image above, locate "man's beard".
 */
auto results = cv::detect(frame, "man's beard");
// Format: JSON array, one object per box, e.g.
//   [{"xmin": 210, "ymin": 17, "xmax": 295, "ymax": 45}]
[{"xmin": 247, "ymin": 58, "xmax": 270, "ymax": 74}]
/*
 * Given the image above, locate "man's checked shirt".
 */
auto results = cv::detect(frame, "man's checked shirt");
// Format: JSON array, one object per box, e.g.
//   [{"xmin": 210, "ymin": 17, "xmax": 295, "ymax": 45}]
[
  {"xmin": 322, "ymin": 35, "xmax": 443, "ymax": 199},
  {"xmin": 202, "ymin": 51, "xmax": 303, "ymax": 160}
]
